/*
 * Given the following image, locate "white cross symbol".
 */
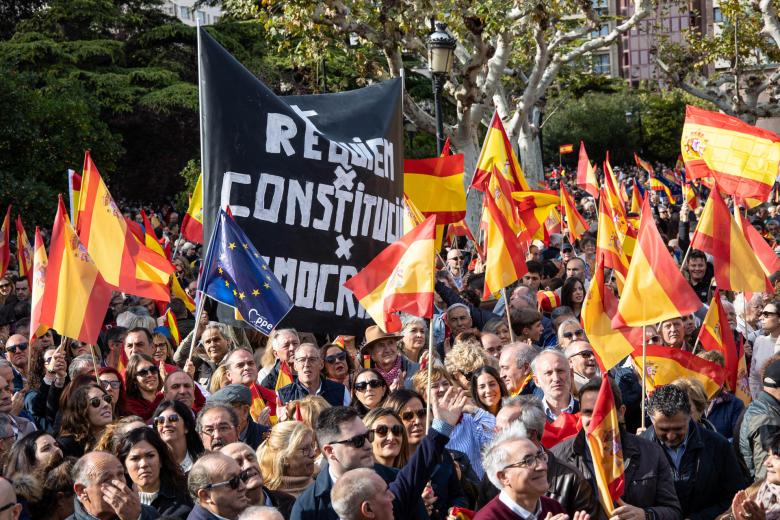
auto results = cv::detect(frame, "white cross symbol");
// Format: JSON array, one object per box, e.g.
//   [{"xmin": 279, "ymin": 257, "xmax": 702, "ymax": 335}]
[
  {"xmin": 333, "ymin": 166, "xmax": 356, "ymax": 191},
  {"xmin": 335, "ymin": 234, "xmax": 354, "ymax": 260}
]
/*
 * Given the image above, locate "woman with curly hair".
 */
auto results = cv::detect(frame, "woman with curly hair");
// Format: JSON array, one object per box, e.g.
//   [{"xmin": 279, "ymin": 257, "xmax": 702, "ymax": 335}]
[
  {"xmin": 115, "ymin": 427, "xmax": 193, "ymax": 517},
  {"xmin": 257, "ymin": 421, "xmax": 317, "ymax": 497},
  {"xmin": 444, "ymin": 333, "xmax": 490, "ymax": 390},
  {"xmin": 57, "ymin": 383, "xmax": 114, "ymax": 457},
  {"xmin": 94, "ymin": 416, "xmax": 147, "ymax": 453},
  {"xmin": 282, "ymin": 395, "xmax": 330, "ymax": 431}
]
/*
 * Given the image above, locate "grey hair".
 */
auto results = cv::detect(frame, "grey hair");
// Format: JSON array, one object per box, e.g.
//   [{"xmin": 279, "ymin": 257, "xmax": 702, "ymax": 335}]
[
  {"xmin": 187, "ymin": 452, "xmax": 229, "ymax": 501},
  {"xmin": 115, "ymin": 311, "xmax": 156, "ymax": 331},
  {"xmin": 0, "ymin": 413, "xmax": 14, "ymax": 438},
  {"xmin": 223, "ymin": 347, "xmax": 253, "ymax": 369},
  {"xmin": 68, "ymin": 355, "xmax": 95, "ymax": 380},
  {"xmin": 530, "ymin": 348, "xmax": 568, "ymax": 378},
  {"xmin": 331, "ymin": 468, "xmax": 384, "ymax": 520},
  {"xmin": 270, "ymin": 328, "xmax": 299, "ymax": 348},
  {"xmin": 482, "ymin": 421, "xmax": 531, "ymax": 490},
  {"xmin": 500, "ymin": 396, "xmax": 546, "ymax": 437},
  {"xmin": 502, "ymin": 342, "xmax": 540, "ymax": 369},
  {"xmin": 445, "ymin": 303, "xmax": 470, "ymax": 316},
  {"xmin": 556, "ymin": 318, "xmax": 581, "ymax": 342},
  {"xmin": 196, "ymin": 402, "xmax": 239, "ymax": 432},
  {"xmin": 400, "ymin": 314, "xmax": 427, "ymax": 335},
  {"xmin": 72, "ymin": 452, "xmax": 116, "ymax": 487},
  {"xmin": 237, "ymin": 506, "xmax": 284, "ymax": 520},
  {"xmin": 202, "ymin": 321, "xmax": 230, "ymax": 340}
]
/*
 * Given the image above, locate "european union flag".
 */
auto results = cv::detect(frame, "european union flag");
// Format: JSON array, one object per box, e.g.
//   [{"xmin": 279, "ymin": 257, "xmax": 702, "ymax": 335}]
[{"xmin": 198, "ymin": 209, "xmax": 293, "ymax": 334}]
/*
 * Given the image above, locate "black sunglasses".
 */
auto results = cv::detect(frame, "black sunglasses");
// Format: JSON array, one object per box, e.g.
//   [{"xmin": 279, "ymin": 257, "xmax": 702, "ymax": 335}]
[
  {"xmin": 330, "ymin": 431, "xmax": 374, "ymax": 449},
  {"xmin": 324, "ymin": 351, "xmax": 347, "ymax": 364},
  {"xmin": 0, "ymin": 502, "xmax": 16, "ymax": 512},
  {"xmin": 136, "ymin": 366, "xmax": 160, "ymax": 378},
  {"xmin": 562, "ymin": 329, "xmax": 585, "ymax": 340},
  {"xmin": 203, "ymin": 469, "xmax": 250, "ymax": 491},
  {"xmin": 154, "ymin": 413, "xmax": 180, "ymax": 427},
  {"xmin": 5, "ymin": 343, "xmax": 28, "ymax": 354},
  {"xmin": 88, "ymin": 394, "xmax": 113, "ymax": 408},
  {"xmin": 100, "ymin": 380, "xmax": 122, "ymax": 390},
  {"xmin": 354, "ymin": 379, "xmax": 386, "ymax": 392},
  {"xmin": 400, "ymin": 409, "xmax": 427, "ymax": 422},
  {"xmin": 372, "ymin": 424, "xmax": 404, "ymax": 437}
]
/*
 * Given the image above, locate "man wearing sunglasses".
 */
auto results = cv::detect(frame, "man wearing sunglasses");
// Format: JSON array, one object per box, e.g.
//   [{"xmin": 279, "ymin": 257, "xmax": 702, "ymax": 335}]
[
  {"xmin": 291, "ymin": 387, "xmax": 467, "ymax": 520},
  {"xmin": 564, "ymin": 341, "xmax": 599, "ymax": 393},
  {"xmin": 750, "ymin": 301, "xmax": 780, "ymax": 398},
  {"xmin": 3, "ymin": 335, "xmax": 28, "ymax": 393},
  {"xmin": 188, "ymin": 452, "xmax": 250, "ymax": 520},
  {"xmin": 0, "ymin": 476, "xmax": 20, "ymax": 520}
]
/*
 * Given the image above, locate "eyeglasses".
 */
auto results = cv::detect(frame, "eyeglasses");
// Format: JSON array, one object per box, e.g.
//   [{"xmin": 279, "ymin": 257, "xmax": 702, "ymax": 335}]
[
  {"xmin": 448, "ymin": 256, "xmax": 463, "ymax": 261},
  {"xmin": 5, "ymin": 342, "xmax": 28, "ymax": 354},
  {"xmin": 294, "ymin": 357, "xmax": 320, "ymax": 366},
  {"xmin": 354, "ymin": 379, "xmax": 386, "ymax": 392},
  {"xmin": 647, "ymin": 335, "xmax": 662, "ymax": 345},
  {"xmin": 330, "ymin": 431, "xmax": 374, "ymax": 449},
  {"xmin": 761, "ymin": 311, "xmax": 780, "ymax": 318},
  {"xmin": 154, "ymin": 413, "xmax": 180, "ymax": 427},
  {"xmin": 202, "ymin": 469, "xmax": 249, "ymax": 491},
  {"xmin": 400, "ymin": 409, "xmax": 426, "ymax": 422},
  {"xmin": 153, "ymin": 343, "xmax": 168, "ymax": 351},
  {"xmin": 0, "ymin": 502, "xmax": 16, "ymax": 512},
  {"xmin": 88, "ymin": 394, "xmax": 113, "ymax": 408},
  {"xmin": 502, "ymin": 450, "xmax": 548, "ymax": 471},
  {"xmin": 136, "ymin": 366, "xmax": 160, "ymax": 378},
  {"xmin": 201, "ymin": 424, "xmax": 235, "ymax": 437},
  {"xmin": 0, "ymin": 283, "xmax": 11, "ymax": 289},
  {"xmin": 324, "ymin": 352, "xmax": 347, "ymax": 364},
  {"xmin": 371, "ymin": 424, "xmax": 404, "ymax": 437},
  {"xmin": 100, "ymin": 379, "xmax": 121, "ymax": 390},
  {"xmin": 570, "ymin": 350, "xmax": 594, "ymax": 360},
  {"xmin": 562, "ymin": 329, "xmax": 585, "ymax": 340}
]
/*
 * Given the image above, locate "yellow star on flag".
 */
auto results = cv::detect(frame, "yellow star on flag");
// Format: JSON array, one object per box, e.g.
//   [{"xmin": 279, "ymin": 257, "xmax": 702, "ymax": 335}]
[
  {"xmin": 252, "ymin": 289, "xmax": 260, "ymax": 296},
  {"xmin": 242, "ymin": 243, "xmax": 249, "ymax": 249},
  {"xmin": 233, "ymin": 289, "xmax": 238, "ymax": 296},
  {"xmin": 238, "ymin": 292, "xmax": 246, "ymax": 300},
  {"xmin": 263, "ymin": 283, "xmax": 271, "ymax": 289},
  {"xmin": 218, "ymin": 267, "xmax": 223, "ymax": 274},
  {"xmin": 228, "ymin": 242, "xmax": 236, "ymax": 250},
  {"xmin": 224, "ymin": 280, "xmax": 230, "ymax": 287}
]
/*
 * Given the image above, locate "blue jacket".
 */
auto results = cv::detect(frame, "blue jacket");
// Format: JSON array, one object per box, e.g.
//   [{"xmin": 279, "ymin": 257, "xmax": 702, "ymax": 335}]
[
  {"xmin": 278, "ymin": 379, "xmax": 346, "ymax": 408},
  {"xmin": 241, "ymin": 417, "xmax": 270, "ymax": 450},
  {"xmin": 186, "ymin": 504, "xmax": 222, "ymax": 520},
  {"xmin": 290, "ymin": 421, "xmax": 454, "ymax": 520},
  {"xmin": 705, "ymin": 391, "xmax": 745, "ymax": 442}
]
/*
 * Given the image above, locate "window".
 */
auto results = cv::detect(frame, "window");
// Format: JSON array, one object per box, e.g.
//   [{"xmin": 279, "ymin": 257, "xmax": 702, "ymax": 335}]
[
  {"xmin": 592, "ymin": 54, "xmax": 611, "ymax": 75},
  {"xmin": 196, "ymin": 10, "xmax": 206, "ymax": 24},
  {"xmin": 179, "ymin": 6, "xmax": 190, "ymax": 20},
  {"xmin": 713, "ymin": 7, "xmax": 724, "ymax": 23}
]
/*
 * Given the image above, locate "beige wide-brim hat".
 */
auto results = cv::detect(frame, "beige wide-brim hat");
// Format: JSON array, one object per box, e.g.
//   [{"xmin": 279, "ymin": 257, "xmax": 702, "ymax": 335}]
[{"xmin": 360, "ymin": 325, "xmax": 403, "ymax": 356}]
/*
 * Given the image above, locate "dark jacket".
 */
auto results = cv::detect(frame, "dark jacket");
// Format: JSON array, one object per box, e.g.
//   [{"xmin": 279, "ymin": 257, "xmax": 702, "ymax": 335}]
[
  {"xmin": 705, "ymin": 391, "xmax": 745, "ymax": 442},
  {"xmin": 68, "ymin": 497, "xmax": 160, "ymax": 520},
  {"xmin": 265, "ymin": 487, "xmax": 296, "ymax": 520},
  {"xmin": 423, "ymin": 450, "xmax": 469, "ymax": 520},
  {"xmin": 641, "ymin": 419, "xmax": 745, "ymax": 520},
  {"xmin": 152, "ymin": 480, "xmax": 193, "ymax": 518},
  {"xmin": 552, "ymin": 429, "xmax": 680, "ymax": 520},
  {"xmin": 478, "ymin": 448, "xmax": 598, "ymax": 517},
  {"xmin": 434, "ymin": 280, "xmax": 499, "ymax": 330},
  {"xmin": 241, "ymin": 417, "xmax": 270, "ymax": 450},
  {"xmin": 290, "ymin": 424, "xmax": 453, "ymax": 520},
  {"xmin": 739, "ymin": 390, "xmax": 780, "ymax": 480},
  {"xmin": 278, "ymin": 379, "xmax": 346, "ymax": 408},
  {"xmin": 186, "ymin": 504, "xmax": 222, "ymax": 520},
  {"xmin": 261, "ymin": 360, "xmax": 283, "ymax": 390},
  {"xmin": 57, "ymin": 434, "xmax": 86, "ymax": 458}
]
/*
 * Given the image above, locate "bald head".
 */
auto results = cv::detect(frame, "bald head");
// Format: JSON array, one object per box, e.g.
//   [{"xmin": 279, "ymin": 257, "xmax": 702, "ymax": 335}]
[
  {"xmin": 331, "ymin": 468, "xmax": 392, "ymax": 520},
  {"xmin": 73, "ymin": 452, "xmax": 127, "ymax": 518},
  {"xmin": 0, "ymin": 477, "xmax": 19, "ymax": 518},
  {"xmin": 4, "ymin": 334, "xmax": 28, "ymax": 370},
  {"xmin": 238, "ymin": 506, "xmax": 284, "ymax": 520}
]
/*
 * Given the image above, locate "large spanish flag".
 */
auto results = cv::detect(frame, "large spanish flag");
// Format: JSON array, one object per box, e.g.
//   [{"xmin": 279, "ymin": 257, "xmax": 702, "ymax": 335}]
[
  {"xmin": 634, "ymin": 152, "xmax": 654, "ymax": 177},
  {"xmin": 29, "ymin": 227, "xmax": 48, "ymax": 342},
  {"xmin": 560, "ymin": 184, "xmax": 588, "ymax": 240},
  {"xmin": 632, "ymin": 345, "xmax": 725, "ymax": 399},
  {"xmin": 697, "ymin": 289, "xmax": 739, "ymax": 392},
  {"xmin": 738, "ymin": 212, "xmax": 780, "ymax": 276},
  {"xmin": 681, "ymin": 105, "xmax": 780, "ymax": 206},
  {"xmin": 596, "ymin": 193, "xmax": 630, "ymax": 281},
  {"xmin": 344, "ymin": 215, "xmax": 436, "ymax": 333},
  {"xmin": 181, "ymin": 172, "xmax": 204, "ymax": 244},
  {"xmin": 15, "ymin": 217, "xmax": 33, "ymax": 288},
  {"xmin": 171, "ymin": 273, "xmax": 195, "ymax": 312},
  {"xmin": 40, "ymin": 197, "xmax": 113, "ymax": 345},
  {"xmin": 586, "ymin": 376, "xmax": 625, "ymax": 516},
  {"xmin": 404, "ymin": 154, "xmax": 466, "ymax": 224},
  {"xmin": 690, "ymin": 187, "xmax": 771, "ymax": 292},
  {"xmin": 576, "ymin": 141, "xmax": 599, "ymax": 198},
  {"xmin": 470, "ymin": 111, "xmax": 530, "ymax": 192},
  {"xmin": 0, "ymin": 205, "xmax": 10, "ymax": 278},
  {"xmin": 511, "ymin": 190, "xmax": 559, "ymax": 240},
  {"xmin": 614, "ymin": 195, "xmax": 701, "ymax": 327},
  {"xmin": 483, "ymin": 168, "xmax": 527, "ymax": 298}
]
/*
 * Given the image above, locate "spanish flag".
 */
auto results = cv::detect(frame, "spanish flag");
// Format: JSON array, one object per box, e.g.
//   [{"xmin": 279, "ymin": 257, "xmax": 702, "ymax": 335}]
[
  {"xmin": 0, "ymin": 206, "xmax": 10, "ymax": 278},
  {"xmin": 249, "ymin": 382, "xmax": 276, "ymax": 423},
  {"xmin": 470, "ymin": 111, "xmax": 530, "ymax": 192},
  {"xmin": 649, "ymin": 176, "xmax": 677, "ymax": 204},
  {"xmin": 683, "ymin": 183, "xmax": 699, "ymax": 209},
  {"xmin": 576, "ymin": 141, "xmax": 599, "ymax": 198},
  {"xmin": 40, "ymin": 197, "xmax": 113, "ymax": 345},
  {"xmin": 140, "ymin": 210, "xmax": 166, "ymax": 257},
  {"xmin": 483, "ymin": 168, "xmax": 527, "ymax": 299},
  {"xmin": 171, "ymin": 274, "xmax": 195, "ymax": 312},
  {"xmin": 29, "ymin": 227, "xmax": 48, "ymax": 342},
  {"xmin": 586, "ymin": 376, "xmax": 625, "ymax": 516},
  {"xmin": 181, "ymin": 172, "xmax": 204, "ymax": 244},
  {"xmin": 690, "ymin": 187, "xmax": 771, "ymax": 293},
  {"xmin": 632, "ymin": 345, "xmax": 725, "ymax": 399},
  {"xmin": 630, "ymin": 184, "xmax": 642, "ymax": 215},
  {"xmin": 446, "ymin": 219, "xmax": 484, "ymax": 260},
  {"xmin": 596, "ymin": 194, "xmax": 630, "ymax": 281},
  {"xmin": 634, "ymin": 152, "xmax": 654, "ymax": 177},
  {"xmin": 604, "ymin": 153, "xmax": 627, "ymax": 207},
  {"xmin": 67, "ymin": 169, "xmax": 81, "ymax": 223},
  {"xmin": 404, "ymin": 154, "xmax": 466, "ymax": 225},
  {"xmin": 511, "ymin": 190, "xmax": 559, "ymax": 241},
  {"xmin": 541, "ymin": 412, "xmax": 580, "ymax": 449},
  {"xmin": 560, "ymin": 184, "xmax": 588, "ymax": 240},
  {"xmin": 681, "ymin": 105, "xmax": 780, "ymax": 206},
  {"xmin": 344, "ymin": 216, "xmax": 436, "ymax": 333},
  {"xmin": 163, "ymin": 308, "xmax": 181, "ymax": 345},
  {"xmin": 275, "ymin": 360, "xmax": 294, "ymax": 393},
  {"xmin": 697, "ymin": 290, "xmax": 739, "ymax": 393},
  {"xmin": 614, "ymin": 195, "xmax": 701, "ymax": 327},
  {"xmin": 15, "ymin": 217, "xmax": 33, "ymax": 289},
  {"xmin": 739, "ymin": 212, "xmax": 780, "ymax": 276}
]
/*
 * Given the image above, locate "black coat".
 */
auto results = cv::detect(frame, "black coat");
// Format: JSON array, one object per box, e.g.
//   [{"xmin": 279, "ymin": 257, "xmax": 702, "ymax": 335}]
[
  {"xmin": 265, "ymin": 487, "xmax": 296, "ymax": 520},
  {"xmin": 152, "ymin": 480, "xmax": 193, "ymax": 518},
  {"xmin": 641, "ymin": 419, "xmax": 745, "ymax": 520}
]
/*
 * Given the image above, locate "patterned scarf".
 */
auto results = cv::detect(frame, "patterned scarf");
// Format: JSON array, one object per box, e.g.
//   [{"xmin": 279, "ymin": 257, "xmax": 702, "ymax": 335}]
[
  {"xmin": 375, "ymin": 355, "xmax": 402, "ymax": 387},
  {"xmin": 757, "ymin": 480, "xmax": 780, "ymax": 520}
]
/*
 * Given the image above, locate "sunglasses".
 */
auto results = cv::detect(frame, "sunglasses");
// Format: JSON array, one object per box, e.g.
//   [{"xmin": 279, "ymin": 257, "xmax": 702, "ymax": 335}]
[
  {"xmin": 0, "ymin": 502, "xmax": 16, "ymax": 513},
  {"xmin": 203, "ymin": 469, "xmax": 250, "ymax": 491},
  {"xmin": 136, "ymin": 366, "xmax": 160, "ymax": 378},
  {"xmin": 100, "ymin": 379, "xmax": 121, "ymax": 390},
  {"xmin": 372, "ymin": 424, "xmax": 404, "ymax": 437},
  {"xmin": 354, "ymin": 379, "xmax": 386, "ymax": 392},
  {"xmin": 0, "ymin": 284, "xmax": 11, "ymax": 289},
  {"xmin": 570, "ymin": 350, "xmax": 594, "ymax": 359},
  {"xmin": 401, "ymin": 409, "xmax": 427, "ymax": 422},
  {"xmin": 647, "ymin": 335, "xmax": 662, "ymax": 344},
  {"xmin": 562, "ymin": 329, "xmax": 585, "ymax": 340},
  {"xmin": 330, "ymin": 431, "xmax": 374, "ymax": 449},
  {"xmin": 88, "ymin": 394, "xmax": 113, "ymax": 408},
  {"xmin": 324, "ymin": 352, "xmax": 347, "ymax": 364},
  {"xmin": 5, "ymin": 343, "xmax": 28, "ymax": 354},
  {"xmin": 154, "ymin": 413, "xmax": 180, "ymax": 427},
  {"xmin": 761, "ymin": 311, "xmax": 780, "ymax": 318}
]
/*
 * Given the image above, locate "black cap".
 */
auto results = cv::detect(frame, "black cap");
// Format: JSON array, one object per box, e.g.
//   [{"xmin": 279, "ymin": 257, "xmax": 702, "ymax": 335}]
[
  {"xmin": 764, "ymin": 359, "xmax": 780, "ymax": 388},
  {"xmin": 562, "ymin": 244, "xmax": 573, "ymax": 252}
]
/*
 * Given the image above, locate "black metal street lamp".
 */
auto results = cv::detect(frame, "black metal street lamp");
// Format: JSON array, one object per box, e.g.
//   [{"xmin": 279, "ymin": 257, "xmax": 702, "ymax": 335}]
[{"xmin": 428, "ymin": 21, "xmax": 456, "ymax": 154}]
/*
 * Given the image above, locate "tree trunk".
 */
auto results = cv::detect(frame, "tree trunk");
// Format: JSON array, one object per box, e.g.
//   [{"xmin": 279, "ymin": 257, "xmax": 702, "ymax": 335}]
[
  {"xmin": 452, "ymin": 131, "xmax": 483, "ymax": 236},
  {"xmin": 517, "ymin": 130, "xmax": 544, "ymax": 187}
]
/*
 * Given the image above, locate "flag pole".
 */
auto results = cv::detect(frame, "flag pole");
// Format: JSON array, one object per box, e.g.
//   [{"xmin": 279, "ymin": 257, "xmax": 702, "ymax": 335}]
[
  {"xmin": 88, "ymin": 341, "xmax": 100, "ymax": 384},
  {"xmin": 501, "ymin": 287, "xmax": 516, "ymax": 342},
  {"xmin": 187, "ymin": 291, "xmax": 207, "ymax": 364},
  {"xmin": 641, "ymin": 324, "xmax": 647, "ymax": 429},
  {"xmin": 425, "ymin": 314, "xmax": 434, "ymax": 435}
]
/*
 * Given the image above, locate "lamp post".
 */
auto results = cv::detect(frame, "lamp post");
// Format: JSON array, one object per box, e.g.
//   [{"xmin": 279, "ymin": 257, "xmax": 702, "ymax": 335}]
[{"xmin": 428, "ymin": 21, "xmax": 456, "ymax": 155}]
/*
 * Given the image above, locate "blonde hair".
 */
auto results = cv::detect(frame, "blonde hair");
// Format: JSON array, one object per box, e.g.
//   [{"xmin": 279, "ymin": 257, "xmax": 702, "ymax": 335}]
[
  {"xmin": 411, "ymin": 364, "xmax": 453, "ymax": 397},
  {"xmin": 283, "ymin": 395, "xmax": 330, "ymax": 430},
  {"xmin": 671, "ymin": 377, "xmax": 708, "ymax": 415},
  {"xmin": 444, "ymin": 338, "xmax": 488, "ymax": 379},
  {"xmin": 257, "ymin": 421, "xmax": 314, "ymax": 490},
  {"xmin": 208, "ymin": 365, "xmax": 228, "ymax": 393}
]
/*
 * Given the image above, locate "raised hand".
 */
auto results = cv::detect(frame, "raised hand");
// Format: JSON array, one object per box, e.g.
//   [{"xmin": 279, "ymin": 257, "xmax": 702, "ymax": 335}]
[
  {"xmin": 102, "ymin": 479, "xmax": 141, "ymax": 520},
  {"xmin": 431, "ymin": 386, "xmax": 466, "ymax": 426}
]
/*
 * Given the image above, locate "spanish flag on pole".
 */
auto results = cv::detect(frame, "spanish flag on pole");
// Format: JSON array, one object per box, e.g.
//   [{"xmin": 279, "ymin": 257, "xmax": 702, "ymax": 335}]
[
  {"xmin": 596, "ymin": 194, "xmax": 630, "ymax": 281},
  {"xmin": 511, "ymin": 190, "xmax": 559, "ymax": 241},
  {"xmin": 576, "ymin": 141, "xmax": 599, "ymax": 198},
  {"xmin": 275, "ymin": 360, "xmax": 294, "ymax": 394},
  {"xmin": 171, "ymin": 274, "xmax": 195, "ymax": 312},
  {"xmin": 632, "ymin": 345, "xmax": 725, "ymax": 399},
  {"xmin": 630, "ymin": 184, "xmax": 642, "ymax": 215},
  {"xmin": 15, "ymin": 217, "xmax": 33, "ymax": 289},
  {"xmin": 634, "ymin": 152, "xmax": 654, "ymax": 177},
  {"xmin": 40, "ymin": 196, "xmax": 113, "ymax": 345},
  {"xmin": 697, "ymin": 289, "xmax": 739, "ymax": 393},
  {"xmin": 560, "ymin": 184, "xmax": 588, "ymax": 240},
  {"xmin": 67, "ymin": 169, "xmax": 81, "ymax": 223},
  {"xmin": 683, "ymin": 183, "xmax": 699, "ymax": 209},
  {"xmin": 681, "ymin": 105, "xmax": 780, "ymax": 207},
  {"xmin": 586, "ymin": 376, "xmax": 625, "ymax": 516},
  {"xmin": 404, "ymin": 154, "xmax": 466, "ymax": 224},
  {"xmin": 344, "ymin": 215, "xmax": 436, "ymax": 333},
  {"xmin": 163, "ymin": 308, "xmax": 181, "ymax": 345},
  {"xmin": 614, "ymin": 195, "xmax": 701, "ymax": 327},
  {"xmin": 29, "ymin": 227, "xmax": 48, "ymax": 342},
  {"xmin": 0, "ymin": 206, "xmax": 10, "ymax": 278},
  {"xmin": 470, "ymin": 111, "xmax": 530, "ymax": 192},
  {"xmin": 181, "ymin": 172, "xmax": 204, "ymax": 244},
  {"xmin": 690, "ymin": 187, "xmax": 771, "ymax": 293},
  {"xmin": 738, "ymin": 212, "xmax": 780, "ymax": 276}
]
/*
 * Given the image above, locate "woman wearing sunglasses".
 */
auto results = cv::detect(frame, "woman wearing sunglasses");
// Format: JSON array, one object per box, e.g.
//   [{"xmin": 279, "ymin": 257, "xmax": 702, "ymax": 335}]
[
  {"xmin": 363, "ymin": 408, "xmax": 409, "ymax": 468},
  {"xmin": 125, "ymin": 354, "xmax": 163, "ymax": 421},
  {"xmin": 557, "ymin": 318, "xmax": 586, "ymax": 349},
  {"xmin": 152, "ymin": 399, "xmax": 204, "ymax": 473},
  {"xmin": 258, "ymin": 421, "xmax": 317, "ymax": 497},
  {"xmin": 115, "ymin": 426, "xmax": 193, "ymax": 518},
  {"xmin": 350, "ymin": 368, "xmax": 389, "ymax": 417},
  {"xmin": 57, "ymin": 383, "xmax": 114, "ymax": 457},
  {"xmin": 321, "ymin": 343, "xmax": 354, "ymax": 391},
  {"xmin": 97, "ymin": 367, "xmax": 127, "ymax": 417},
  {"xmin": 151, "ymin": 331, "xmax": 175, "ymax": 365}
]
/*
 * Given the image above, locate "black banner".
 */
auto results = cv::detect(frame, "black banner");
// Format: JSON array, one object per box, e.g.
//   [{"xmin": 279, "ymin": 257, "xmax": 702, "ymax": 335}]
[{"xmin": 198, "ymin": 29, "xmax": 404, "ymax": 335}]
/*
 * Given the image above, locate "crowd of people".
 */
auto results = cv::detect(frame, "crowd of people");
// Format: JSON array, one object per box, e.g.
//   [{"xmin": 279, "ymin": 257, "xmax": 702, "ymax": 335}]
[{"xmin": 0, "ymin": 162, "xmax": 779, "ymax": 520}]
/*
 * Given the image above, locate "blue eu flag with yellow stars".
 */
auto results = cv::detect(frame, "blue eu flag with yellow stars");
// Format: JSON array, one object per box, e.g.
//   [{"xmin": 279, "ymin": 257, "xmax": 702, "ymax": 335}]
[{"xmin": 198, "ymin": 209, "xmax": 293, "ymax": 334}]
